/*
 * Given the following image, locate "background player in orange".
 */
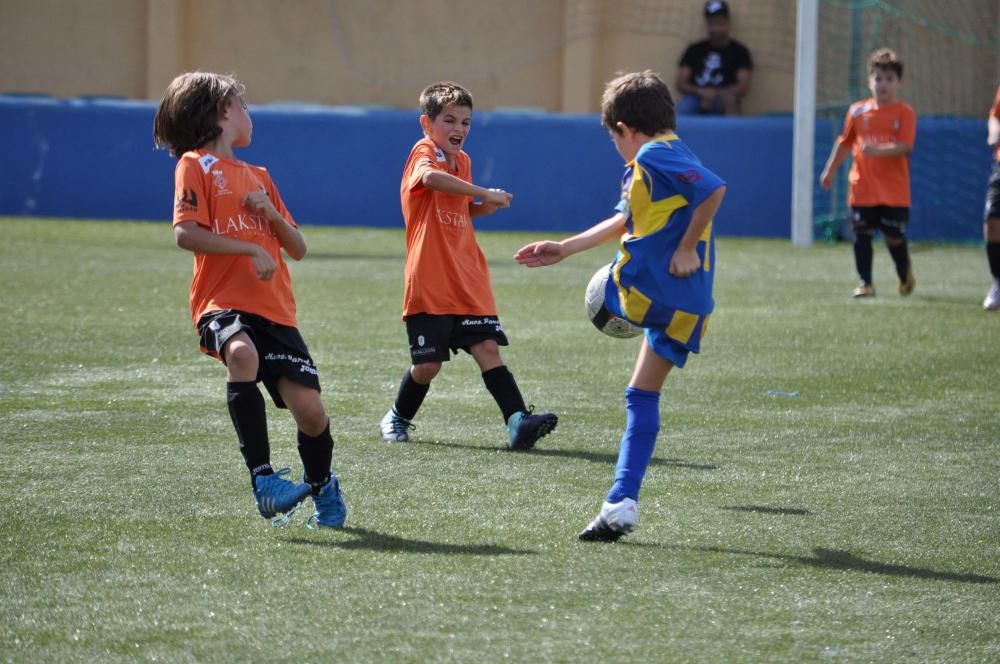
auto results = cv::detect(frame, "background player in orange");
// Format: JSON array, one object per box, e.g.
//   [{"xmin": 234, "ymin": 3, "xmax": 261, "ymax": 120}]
[
  {"xmin": 820, "ymin": 48, "xmax": 917, "ymax": 298},
  {"xmin": 982, "ymin": 85, "xmax": 1000, "ymax": 311},
  {"xmin": 379, "ymin": 81, "xmax": 557, "ymax": 450},
  {"xmin": 153, "ymin": 72, "xmax": 346, "ymax": 528}
]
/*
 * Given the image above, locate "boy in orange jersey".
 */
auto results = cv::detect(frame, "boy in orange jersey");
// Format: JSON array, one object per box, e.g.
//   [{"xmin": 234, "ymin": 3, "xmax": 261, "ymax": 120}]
[
  {"xmin": 981, "ymin": 85, "xmax": 1000, "ymax": 311},
  {"xmin": 379, "ymin": 81, "xmax": 557, "ymax": 450},
  {"xmin": 153, "ymin": 72, "xmax": 346, "ymax": 528},
  {"xmin": 820, "ymin": 48, "xmax": 917, "ymax": 298}
]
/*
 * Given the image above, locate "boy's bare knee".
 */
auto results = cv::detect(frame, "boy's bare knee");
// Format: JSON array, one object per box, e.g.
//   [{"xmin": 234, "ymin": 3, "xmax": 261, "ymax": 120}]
[
  {"xmin": 287, "ymin": 390, "xmax": 328, "ymax": 436},
  {"xmin": 224, "ymin": 342, "xmax": 258, "ymax": 376},
  {"xmin": 470, "ymin": 340, "xmax": 502, "ymax": 369},
  {"xmin": 299, "ymin": 409, "xmax": 329, "ymax": 437},
  {"xmin": 411, "ymin": 362, "xmax": 441, "ymax": 384}
]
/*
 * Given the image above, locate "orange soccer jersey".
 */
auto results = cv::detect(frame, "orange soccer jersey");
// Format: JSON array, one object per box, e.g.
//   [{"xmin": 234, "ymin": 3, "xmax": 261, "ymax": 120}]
[
  {"xmin": 837, "ymin": 98, "xmax": 917, "ymax": 207},
  {"xmin": 172, "ymin": 150, "xmax": 298, "ymax": 328},
  {"xmin": 399, "ymin": 138, "xmax": 497, "ymax": 318},
  {"xmin": 991, "ymin": 86, "xmax": 1000, "ymax": 162}
]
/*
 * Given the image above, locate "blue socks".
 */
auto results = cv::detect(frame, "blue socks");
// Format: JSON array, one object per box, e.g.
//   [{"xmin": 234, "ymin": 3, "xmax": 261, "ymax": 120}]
[{"xmin": 607, "ymin": 386, "xmax": 661, "ymax": 503}]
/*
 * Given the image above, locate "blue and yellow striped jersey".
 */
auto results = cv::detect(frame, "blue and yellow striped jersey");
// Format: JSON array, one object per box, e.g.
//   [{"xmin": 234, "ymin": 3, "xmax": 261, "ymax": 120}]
[{"xmin": 605, "ymin": 133, "xmax": 725, "ymax": 353}]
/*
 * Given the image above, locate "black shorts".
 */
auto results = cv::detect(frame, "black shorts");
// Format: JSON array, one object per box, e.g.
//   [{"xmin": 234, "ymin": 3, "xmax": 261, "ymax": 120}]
[
  {"xmin": 852, "ymin": 206, "xmax": 909, "ymax": 239},
  {"xmin": 197, "ymin": 309, "xmax": 320, "ymax": 409},
  {"xmin": 985, "ymin": 161, "xmax": 1000, "ymax": 221},
  {"xmin": 404, "ymin": 313, "xmax": 510, "ymax": 364}
]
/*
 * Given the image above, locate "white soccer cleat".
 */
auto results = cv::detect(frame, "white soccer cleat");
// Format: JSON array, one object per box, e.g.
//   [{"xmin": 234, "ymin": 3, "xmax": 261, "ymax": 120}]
[
  {"xmin": 380, "ymin": 409, "xmax": 414, "ymax": 442},
  {"xmin": 984, "ymin": 281, "xmax": 1000, "ymax": 311},
  {"xmin": 578, "ymin": 498, "xmax": 639, "ymax": 542}
]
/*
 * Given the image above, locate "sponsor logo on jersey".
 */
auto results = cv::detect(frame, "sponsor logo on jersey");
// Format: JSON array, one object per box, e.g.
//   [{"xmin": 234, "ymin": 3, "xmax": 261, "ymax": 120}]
[
  {"xmin": 676, "ymin": 169, "xmax": 701, "ymax": 184},
  {"xmin": 198, "ymin": 153, "xmax": 219, "ymax": 174},
  {"xmin": 435, "ymin": 148, "xmax": 446, "ymax": 163},
  {"xmin": 175, "ymin": 188, "xmax": 199, "ymax": 212},
  {"xmin": 436, "ymin": 208, "xmax": 469, "ymax": 229},
  {"xmin": 212, "ymin": 213, "xmax": 275, "ymax": 236}
]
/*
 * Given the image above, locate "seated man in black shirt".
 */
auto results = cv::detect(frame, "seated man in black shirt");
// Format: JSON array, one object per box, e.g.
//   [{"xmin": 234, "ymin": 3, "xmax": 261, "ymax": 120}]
[{"xmin": 676, "ymin": 0, "xmax": 753, "ymax": 116}]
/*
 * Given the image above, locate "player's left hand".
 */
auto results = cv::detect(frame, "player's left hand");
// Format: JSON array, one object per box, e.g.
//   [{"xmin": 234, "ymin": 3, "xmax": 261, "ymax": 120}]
[{"xmin": 669, "ymin": 249, "xmax": 701, "ymax": 277}]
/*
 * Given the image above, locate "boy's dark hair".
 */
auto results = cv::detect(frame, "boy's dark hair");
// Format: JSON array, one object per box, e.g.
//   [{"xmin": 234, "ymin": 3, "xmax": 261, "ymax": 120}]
[
  {"xmin": 601, "ymin": 70, "xmax": 676, "ymax": 136},
  {"xmin": 153, "ymin": 72, "xmax": 245, "ymax": 157},
  {"xmin": 869, "ymin": 48, "xmax": 903, "ymax": 79},
  {"xmin": 419, "ymin": 81, "xmax": 474, "ymax": 120}
]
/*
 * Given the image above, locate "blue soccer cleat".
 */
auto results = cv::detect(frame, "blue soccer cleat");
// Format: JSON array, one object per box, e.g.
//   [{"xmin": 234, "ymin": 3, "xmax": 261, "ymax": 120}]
[
  {"xmin": 252, "ymin": 467, "xmax": 311, "ymax": 520},
  {"xmin": 305, "ymin": 475, "xmax": 347, "ymax": 529},
  {"xmin": 507, "ymin": 406, "xmax": 558, "ymax": 451}
]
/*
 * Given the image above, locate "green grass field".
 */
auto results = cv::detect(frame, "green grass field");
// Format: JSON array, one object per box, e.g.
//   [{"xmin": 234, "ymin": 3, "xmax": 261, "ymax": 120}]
[{"xmin": 1, "ymin": 217, "xmax": 997, "ymax": 662}]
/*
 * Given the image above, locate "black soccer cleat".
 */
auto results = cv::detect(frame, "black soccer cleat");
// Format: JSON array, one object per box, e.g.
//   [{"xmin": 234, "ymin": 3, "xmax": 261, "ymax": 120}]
[
  {"xmin": 578, "ymin": 517, "xmax": 627, "ymax": 542},
  {"xmin": 506, "ymin": 408, "xmax": 558, "ymax": 451}
]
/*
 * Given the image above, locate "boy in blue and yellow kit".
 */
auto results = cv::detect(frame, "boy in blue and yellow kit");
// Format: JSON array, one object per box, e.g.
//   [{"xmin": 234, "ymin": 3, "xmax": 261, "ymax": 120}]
[{"xmin": 516, "ymin": 71, "xmax": 726, "ymax": 541}]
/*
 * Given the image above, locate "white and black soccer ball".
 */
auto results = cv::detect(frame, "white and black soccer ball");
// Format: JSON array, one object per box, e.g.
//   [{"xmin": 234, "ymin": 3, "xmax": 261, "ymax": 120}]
[{"xmin": 584, "ymin": 264, "xmax": 642, "ymax": 339}]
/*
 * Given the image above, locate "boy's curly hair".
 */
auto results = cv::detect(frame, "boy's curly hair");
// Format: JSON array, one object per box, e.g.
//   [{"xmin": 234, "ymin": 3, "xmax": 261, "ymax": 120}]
[
  {"xmin": 869, "ymin": 48, "xmax": 903, "ymax": 79},
  {"xmin": 153, "ymin": 72, "xmax": 245, "ymax": 157},
  {"xmin": 601, "ymin": 70, "xmax": 676, "ymax": 136},
  {"xmin": 419, "ymin": 81, "xmax": 474, "ymax": 120}
]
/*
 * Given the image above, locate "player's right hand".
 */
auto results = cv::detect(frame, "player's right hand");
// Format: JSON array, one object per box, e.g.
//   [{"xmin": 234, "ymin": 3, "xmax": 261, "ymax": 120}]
[
  {"xmin": 483, "ymin": 188, "xmax": 513, "ymax": 208},
  {"xmin": 514, "ymin": 241, "xmax": 565, "ymax": 267},
  {"xmin": 251, "ymin": 246, "xmax": 277, "ymax": 280}
]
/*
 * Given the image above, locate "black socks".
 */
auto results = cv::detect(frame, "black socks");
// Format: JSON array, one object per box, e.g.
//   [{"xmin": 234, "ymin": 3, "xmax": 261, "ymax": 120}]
[
  {"xmin": 853, "ymin": 234, "xmax": 873, "ymax": 284},
  {"xmin": 393, "ymin": 369, "xmax": 430, "ymax": 421},
  {"xmin": 987, "ymin": 242, "xmax": 1000, "ymax": 280},
  {"xmin": 298, "ymin": 421, "xmax": 334, "ymax": 492},
  {"xmin": 227, "ymin": 381, "xmax": 272, "ymax": 485},
  {"xmin": 482, "ymin": 365, "xmax": 527, "ymax": 423},
  {"xmin": 887, "ymin": 238, "xmax": 911, "ymax": 280}
]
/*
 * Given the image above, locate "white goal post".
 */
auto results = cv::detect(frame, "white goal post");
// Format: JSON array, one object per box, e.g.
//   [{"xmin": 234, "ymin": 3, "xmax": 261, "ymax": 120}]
[{"xmin": 792, "ymin": 0, "xmax": 819, "ymax": 247}]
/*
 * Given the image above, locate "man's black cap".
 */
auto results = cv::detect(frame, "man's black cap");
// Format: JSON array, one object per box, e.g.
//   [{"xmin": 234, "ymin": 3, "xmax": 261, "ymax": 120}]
[{"xmin": 705, "ymin": 1, "xmax": 729, "ymax": 17}]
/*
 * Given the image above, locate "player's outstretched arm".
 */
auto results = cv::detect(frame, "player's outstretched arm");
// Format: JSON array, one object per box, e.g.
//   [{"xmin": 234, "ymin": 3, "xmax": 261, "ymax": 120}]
[
  {"xmin": 860, "ymin": 141, "xmax": 911, "ymax": 157},
  {"xmin": 515, "ymin": 213, "xmax": 626, "ymax": 268},
  {"xmin": 423, "ymin": 171, "xmax": 512, "ymax": 206},
  {"xmin": 471, "ymin": 189, "xmax": 514, "ymax": 217}
]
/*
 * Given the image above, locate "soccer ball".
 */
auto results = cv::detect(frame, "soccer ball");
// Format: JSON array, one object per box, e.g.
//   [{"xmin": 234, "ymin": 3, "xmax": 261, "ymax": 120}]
[{"xmin": 585, "ymin": 264, "xmax": 642, "ymax": 339}]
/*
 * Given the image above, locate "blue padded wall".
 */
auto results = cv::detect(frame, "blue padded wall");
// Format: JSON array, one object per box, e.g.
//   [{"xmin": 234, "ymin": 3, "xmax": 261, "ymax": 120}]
[{"xmin": 0, "ymin": 96, "xmax": 992, "ymax": 241}]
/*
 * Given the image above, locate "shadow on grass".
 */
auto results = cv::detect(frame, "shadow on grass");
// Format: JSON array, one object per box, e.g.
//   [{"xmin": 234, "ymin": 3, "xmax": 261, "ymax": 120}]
[
  {"xmin": 413, "ymin": 439, "xmax": 717, "ymax": 470},
  {"xmin": 721, "ymin": 505, "xmax": 810, "ymax": 515},
  {"xmin": 285, "ymin": 527, "xmax": 536, "ymax": 556},
  {"xmin": 660, "ymin": 544, "xmax": 997, "ymax": 584}
]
